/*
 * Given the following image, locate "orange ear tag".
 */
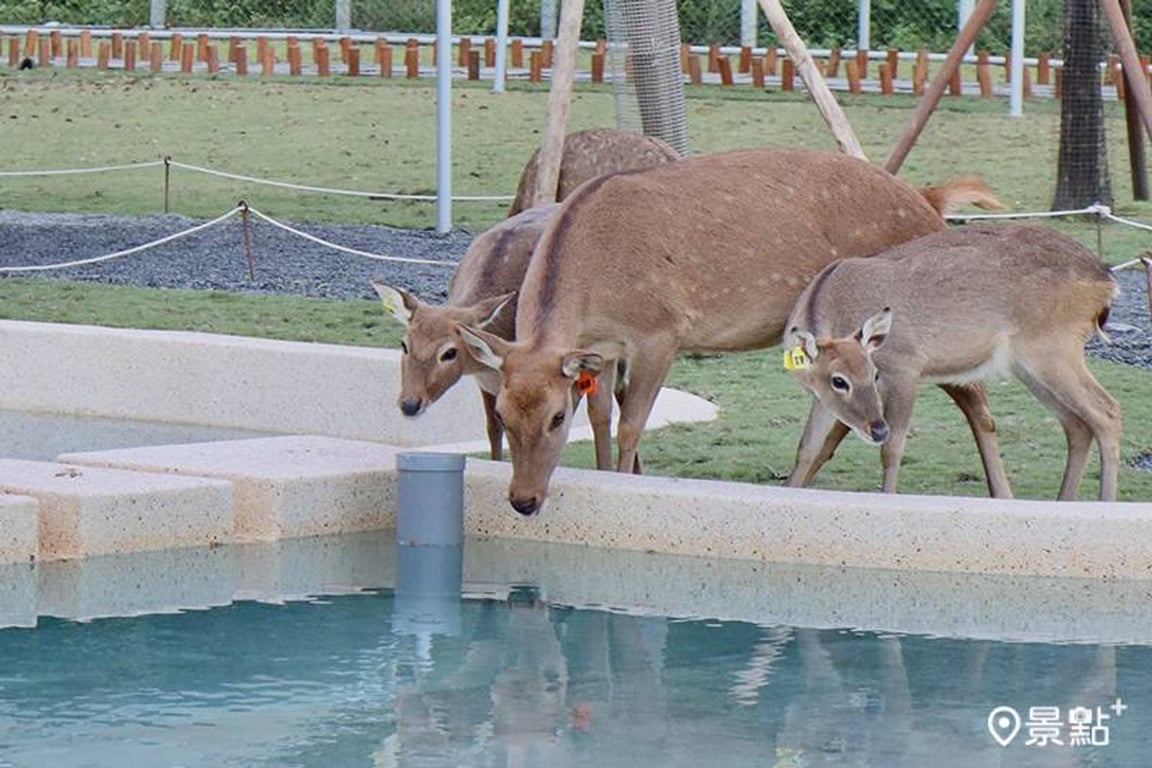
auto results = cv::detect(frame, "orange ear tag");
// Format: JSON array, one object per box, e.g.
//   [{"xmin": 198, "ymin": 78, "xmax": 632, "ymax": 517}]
[{"xmin": 576, "ymin": 371, "xmax": 598, "ymax": 396}]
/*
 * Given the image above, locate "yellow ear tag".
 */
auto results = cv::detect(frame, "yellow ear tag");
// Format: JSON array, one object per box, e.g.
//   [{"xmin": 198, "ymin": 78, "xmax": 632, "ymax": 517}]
[{"xmin": 783, "ymin": 346, "xmax": 810, "ymax": 371}]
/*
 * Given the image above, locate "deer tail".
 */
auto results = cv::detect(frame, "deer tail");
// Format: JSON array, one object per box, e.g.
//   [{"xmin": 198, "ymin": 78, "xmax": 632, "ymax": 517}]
[{"xmin": 919, "ymin": 175, "xmax": 1006, "ymax": 216}]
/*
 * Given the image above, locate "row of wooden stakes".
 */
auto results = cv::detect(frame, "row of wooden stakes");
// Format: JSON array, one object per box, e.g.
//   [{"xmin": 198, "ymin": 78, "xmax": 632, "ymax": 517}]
[{"xmin": 4, "ymin": 27, "xmax": 1146, "ymax": 98}]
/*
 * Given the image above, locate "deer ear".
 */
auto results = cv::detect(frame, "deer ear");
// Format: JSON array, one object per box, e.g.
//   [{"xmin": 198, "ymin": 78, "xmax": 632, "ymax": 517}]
[
  {"xmin": 472, "ymin": 291, "xmax": 517, "ymax": 330},
  {"xmin": 785, "ymin": 328, "xmax": 820, "ymax": 362},
  {"xmin": 372, "ymin": 281, "xmax": 419, "ymax": 326},
  {"xmin": 458, "ymin": 324, "xmax": 508, "ymax": 371},
  {"xmin": 858, "ymin": 308, "xmax": 892, "ymax": 352},
  {"xmin": 560, "ymin": 351, "xmax": 604, "ymax": 379}
]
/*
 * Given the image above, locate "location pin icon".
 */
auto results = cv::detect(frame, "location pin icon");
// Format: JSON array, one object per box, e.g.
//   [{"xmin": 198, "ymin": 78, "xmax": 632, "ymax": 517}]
[{"xmin": 987, "ymin": 706, "xmax": 1022, "ymax": 747}]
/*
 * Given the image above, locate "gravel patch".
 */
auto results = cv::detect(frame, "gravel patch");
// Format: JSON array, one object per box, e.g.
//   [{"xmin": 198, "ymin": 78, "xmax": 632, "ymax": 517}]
[{"xmin": 0, "ymin": 210, "xmax": 1149, "ymax": 370}]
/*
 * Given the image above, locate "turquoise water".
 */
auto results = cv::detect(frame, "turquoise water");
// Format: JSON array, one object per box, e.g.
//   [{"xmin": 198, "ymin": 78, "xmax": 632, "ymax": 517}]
[{"xmin": 0, "ymin": 533, "xmax": 1148, "ymax": 767}]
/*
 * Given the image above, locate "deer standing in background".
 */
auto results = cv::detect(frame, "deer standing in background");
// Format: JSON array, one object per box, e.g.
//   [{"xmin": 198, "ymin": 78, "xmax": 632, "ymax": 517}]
[
  {"xmin": 459, "ymin": 147, "xmax": 1004, "ymax": 515},
  {"xmin": 783, "ymin": 224, "xmax": 1121, "ymax": 500}
]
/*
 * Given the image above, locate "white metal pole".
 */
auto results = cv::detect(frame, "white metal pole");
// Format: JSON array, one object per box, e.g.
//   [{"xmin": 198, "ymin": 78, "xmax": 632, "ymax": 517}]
[
  {"xmin": 494, "ymin": 0, "xmax": 510, "ymax": 92},
  {"xmin": 150, "ymin": 0, "xmax": 166, "ymax": 28},
  {"xmin": 335, "ymin": 0, "xmax": 351, "ymax": 31},
  {"xmin": 436, "ymin": 0, "xmax": 452, "ymax": 233},
  {"xmin": 959, "ymin": 0, "xmax": 975, "ymax": 55},
  {"xmin": 1009, "ymin": 0, "xmax": 1025, "ymax": 116},
  {"xmin": 741, "ymin": 0, "xmax": 758, "ymax": 48},
  {"xmin": 541, "ymin": 0, "xmax": 558, "ymax": 40},
  {"xmin": 857, "ymin": 0, "xmax": 871, "ymax": 52}
]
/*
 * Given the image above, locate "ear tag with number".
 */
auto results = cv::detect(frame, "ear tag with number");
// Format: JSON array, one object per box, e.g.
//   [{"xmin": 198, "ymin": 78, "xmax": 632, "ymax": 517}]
[{"xmin": 783, "ymin": 346, "xmax": 810, "ymax": 371}]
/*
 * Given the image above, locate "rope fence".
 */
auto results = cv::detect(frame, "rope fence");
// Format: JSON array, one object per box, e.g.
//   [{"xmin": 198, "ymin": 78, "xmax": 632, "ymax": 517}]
[{"xmin": 0, "ymin": 157, "xmax": 514, "ymax": 209}]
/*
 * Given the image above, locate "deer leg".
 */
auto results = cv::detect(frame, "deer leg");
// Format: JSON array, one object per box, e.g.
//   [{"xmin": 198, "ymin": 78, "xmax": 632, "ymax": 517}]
[
  {"xmin": 786, "ymin": 400, "xmax": 849, "ymax": 487},
  {"xmin": 587, "ymin": 364, "xmax": 617, "ymax": 471},
  {"xmin": 612, "ymin": 361, "xmax": 643, "ymax": 474},
  {"xmin": 938, "ymin": 383, "xmax": 1014, "ymax": 499},
  {"xmin": 612, "ymin": 345, "xmax": 676, "ymax": 474},
  {"xmin": 481, "ymin": 390, "xmax": 504, "ymax": 461},
  {"xmin": 1014, "ymin": 355, "xmax": 1121, "ymax": 501},
  {"xmin": 878, "ymin": 379, "xmax": 919, "ymax": 493}
]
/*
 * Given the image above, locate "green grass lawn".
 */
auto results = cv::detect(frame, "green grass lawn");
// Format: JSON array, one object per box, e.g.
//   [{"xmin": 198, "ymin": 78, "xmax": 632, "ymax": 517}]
[{"xmin": 0, "ymin": 68, "xmax": 1149, "ymax": 501}]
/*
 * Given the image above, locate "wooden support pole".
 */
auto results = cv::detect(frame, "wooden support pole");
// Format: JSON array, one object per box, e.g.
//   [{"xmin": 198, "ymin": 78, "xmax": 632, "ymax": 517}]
[
  {"xmin": 532, "ymin": 0, "xmax": 585, "ymax": 206},
  {"xmin": 1101, "ymin": 0, "xmax": 1152, "ymax": 147},
  {"xmin": 751, "ymin": 56, "xmax": 765, "ymax": 88},
  {"xmin": 759, "ymin": 0, "xmax": 866, "ymax": 159},
  {"xmin": 680, "ymin": 42, "xmax": 690, "ymax": 73},
  {"xmin": 50, "ymin": 29, "xmax": 61, "ymax": 59},
  {"xmin": 258, "ymin": 36, "xmax": 269, "ymax": 66},
  {"xmin": 718, "ymin": 55, "xmax": 733, "ymax": 85},
  {"xmin": 884, "ymin": 0, "xmax": 998, "ymax": 174},
  {"xmin": 1054, "ymin": 67, "xmax": 1063, "ymax": 100},
  {"xmin": 138, "ymin": 32, "xmax": 150, "ymax": 57},
  {"xmin": 949, "ymin": 66, "xmax": 962, "ymax": 95},
  {"xmin": 375, "ymin": 40, "xmax": 392, "ymax": 77},
  {"xmin": 541, "ymin": 39, "xmax": 554, "ymax": 68},
  {"xmin": 339, "ymin": 36, "xmax": 352, "ymax": 63},
  {"xmin": 913, "ymin": 49, "xmax": 929, "ymax": 95},
  {"xmin": 780, "ymin": 57, "xmax": 794, "ymax": 91},
  {"xmin": 287, "ymin": 44, "xmax": 301, "ymax": 75},
  {"xmin": 1022, "ymin": 63, "xmax": 1032, "ymax": 98},
  {"xmin": 1117, "ymin": 0, "xmax": 1149, "ymax": 200}
]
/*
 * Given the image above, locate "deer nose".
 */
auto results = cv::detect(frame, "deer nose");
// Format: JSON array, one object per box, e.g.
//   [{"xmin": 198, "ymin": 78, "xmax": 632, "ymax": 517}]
[
  {"xmin": 869, "ymin": 420, "xmax": 890, "ymax": 444},
  {"xmin": 509, "ymin": 496, "xmax": 540, "ymax": 517},
  {"xmin": 399, "ymin": 397, "xmax": 424, "ymax": 417}
]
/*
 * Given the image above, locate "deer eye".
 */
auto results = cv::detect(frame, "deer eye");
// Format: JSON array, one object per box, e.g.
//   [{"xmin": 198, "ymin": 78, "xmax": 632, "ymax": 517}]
[
  {"xmin": 440, "ymin": 347, "xmax": 458, "ymax": 362},
  {"xmin": 549, "ymin": 411, "xmax": 565, "ymax": 431},
  {"xmin": 831, "ymin": 375, "xmax": 850, "ymax": 393}
]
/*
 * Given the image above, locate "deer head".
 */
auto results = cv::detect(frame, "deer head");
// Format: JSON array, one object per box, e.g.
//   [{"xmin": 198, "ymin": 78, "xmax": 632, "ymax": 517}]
[
  {"xmin": 785, "ymin": 308, "xmax": 893, "ymax": 445},
  {"xmin": 374, "ymin": 281, "xmax": 515, "ymax": 417},
  {"xmin": 458, "ymin": 324, "xmax": 602, "ymax": 516}
]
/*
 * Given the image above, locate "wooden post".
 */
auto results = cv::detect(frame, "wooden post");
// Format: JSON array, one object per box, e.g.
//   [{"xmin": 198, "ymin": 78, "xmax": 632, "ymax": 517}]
[
  {"xmin": 287, "ymin": 44, "xmax": 301, "ymax": 75},
  {"xmin": 591, "ymin": 51, "xmax": 605, "ymax": 82},
  {"xmin": 228, "ymin": 36, "xmax": 240, "ymax": 64},
  {"xmin": 855, "ymin": 47, "xmax": 867, "ymax": 80},
  {"xmin": 110, "ymin": 32, "xmax": 122, "ymax": 60},
  {"xmin": 739, "ymin": 45, "xmax": 752, "ymax": 74},
  {"xmin": 846, "ymin": 60, "xmax": 861, "ymax": 93},
  {"xmin": 764, "ymin": 47, "xmax": 778, "ymax": 76},
  {"xmin": 258, "ymin": 36, "xmax": 269, "ymax": 66},
  {"xmin": 976, "ymin": 50, "xmax": 993, "ymax": 96},
  {"xmin": 405, "ymin": 39, "xmax": 420, "ymax": 78},
  {"xmin": 9, "ymin": 37, "xmax": 21, "ymax": 68},
  {"xmin": 347, "ymin": 46, "xmax": 360, "ymax": 76},
  {"xmin": 37, "ymin": 36, "xmax": 50, "ymax": 67},
  {"xmin": 750, "ymin": 56, "xmax": 764, "ymax": 88},
  {"xmin": 50, "ymin": 29, "xmax": 61, "ymax": 59},
  {"xmin": 1104, "ymin": 53, "xmax": 1120, "ymax": 85},
  {"xmin": 150, "ymin": 41, "xmax": 163, "ymax": 72},
  {"xmin": 23, "ymin": 29, "xmax": 37, "ymax": 58},
  {"xmin": 949, "ymin": 66, "xmax": 962, "ymax": 95},
  {"xmin": 913, "ymin": 48, "xmax": 929, "ymax": 95},
  {"xmin": 511, "ymin": 39, "xmax": 523, "ymax": 68},
  {"xmin": 467, "ymin": 49, "xmax": 480, "ymax": 80},
  {"xmin": 138, "ymin": 32, "xmax": 150, "ymax": 56},
  {"xmin": 780, "ymin": 57, "xmax": 794, "ymax": 91},
  {"xmin": 96, "ymin": 41, "xmax": 110, "ymax": 70},
  {"xmin": 529, "ymin": 49, "xmax": 542, "ymax": 82},
  {"xmin": 124, "ymin": 40, "xmax": 137, "ymax": 70},
  {"xmin": 66, "ymin": 39, "xmax": 78, "ymax": 68},
  {"xmin": 458, "ymin": 37, "xmax": 471, "ymax": 67},
  {"xmin": 541, "ymin": 39, "xmax": 554, "ymax": 68},
  {"xmin": 375, "ymin": 40, "xmax": 392, "ymax": 77},
  {"xmin": 206, "ymin": 45, "xmax": 219, "ymax": 73},
  {"xmin": 79, "ymin": 29, "xmax": 92, "ymax": 58},
  {"xmin": 879, "ymin": 62, "xmax": 893, "ymax": 95},
  {"xmin": 339, "ymin": 36, "xmax": 351, "ymax": 63},
  {"xmin": 707, "ymin": 44, "xmax": 720, "ymax": 73},
  {"xmin": 484, "ymin": 37, "xmax": 496, "ymax": 68},
  {"xmin": 826, "ymin": 46, "xmax": 841, "ymax": 78},
  {"xmin": 885, "ymin": 47, "xmax": 898, "ymax": 79},
  {"xmin": 1022, "ymin": 63, "xmax": 1032, "ymax": 98},
  {"xmin": 1037, "ymin": 51, "xmax": 1051, "ymax": 85},
  {"xmin": 315, "ymin": 42, "xmax": 330, "ymax": 76},
  {"xmin": 196, "ymin": 32, "xmax": 209, "ymax": 62},
  {"xmin": 718, "ymin": 55, "xmax": 733, "ymax": 85},
  {"xmin": 687, "ymin": 54, "xmax": 702, "ymax": 85},
  {"xmin": 759, "ymin": 0, "xmax": 866, "ymax": 159},
  {"xmin": 884, "ymin": 0, "xmax": 999, "ymax": 173},
  {"xmin": 532, "ymin": 0, "xmax": 584, "ymax": 206},
  {"xmin": 180, "ymin": 42, "xmax": 194, "ymax": 73},
  {"xmin": 234, "ymin": 46, "xmax": 248, "ymax": 76},
  {"xmin": 680, "ymin": 42, "xmax": 691, "ymax": 73},
  {"xmin": 262, "ymin": 44, "xmax": 275, "ymax": 76},
  {"xmin": 1054, "ymin": 67, "xmax": 1063, "ymax": 100},
  {"xmin": 169, "ymin": 32, "xmax": 182, "ymax": 61}
]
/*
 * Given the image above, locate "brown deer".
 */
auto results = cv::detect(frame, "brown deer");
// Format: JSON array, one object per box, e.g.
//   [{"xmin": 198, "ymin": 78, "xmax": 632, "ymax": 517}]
[
  {"xmin": 783, "ymin": 224, "xmax": 1121, "ymax": 500},
  {"xmin": 458, "ymin": 147, "xmax": 1004, "ymax": 515},
  {"xmin": 508, "ymin": 128, "xmax": 681, "ymax": 215}
]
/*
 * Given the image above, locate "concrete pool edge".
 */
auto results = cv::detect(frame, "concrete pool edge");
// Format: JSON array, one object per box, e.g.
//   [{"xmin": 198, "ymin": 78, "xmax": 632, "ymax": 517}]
[{"xmin": 1, "ymin": 319, "xmax": 1150, "ymax": 580}]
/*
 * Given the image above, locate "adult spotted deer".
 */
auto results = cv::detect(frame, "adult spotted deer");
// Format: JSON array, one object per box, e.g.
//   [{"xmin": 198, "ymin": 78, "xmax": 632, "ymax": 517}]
[
  {"xmin": 783, "ymin": 224, "xmax": 1121, "ymax": 500},
  {"xmin": 458, "ymin": 147, "xmax": 1003, "ymax": 515},
  {"xmin": 508, "ymin": 128, "xmax": 681, "ymax": 215}
]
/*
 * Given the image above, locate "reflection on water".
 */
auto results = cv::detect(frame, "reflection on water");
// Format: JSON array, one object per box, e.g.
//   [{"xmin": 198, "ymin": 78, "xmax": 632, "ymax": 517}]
[{"xmin": 0, "ymin": 574, "xmax": 1147, "ymax": 766}]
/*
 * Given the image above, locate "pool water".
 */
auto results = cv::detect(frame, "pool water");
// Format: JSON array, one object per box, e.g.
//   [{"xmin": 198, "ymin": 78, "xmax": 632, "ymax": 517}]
[{"xmin": 0, "ymin": 533, "xmax": 1148, "ymax": 767}]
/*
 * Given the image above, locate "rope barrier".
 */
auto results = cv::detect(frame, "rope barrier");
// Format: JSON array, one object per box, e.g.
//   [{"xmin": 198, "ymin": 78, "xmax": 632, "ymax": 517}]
[
  {"xmin": 0, "ymin": 205, "xmax": 245, "ymax": 273},
  {"xmin": 944, "ymin": 204, "xmax": 1106, "ymax": 221},
  {"xmin": 246, "ymin": 206, "xmax": 458, "ymax": 267},
  {"xmin": 0, "ymin": 160, "xmax": 166, "ymax": 177}
]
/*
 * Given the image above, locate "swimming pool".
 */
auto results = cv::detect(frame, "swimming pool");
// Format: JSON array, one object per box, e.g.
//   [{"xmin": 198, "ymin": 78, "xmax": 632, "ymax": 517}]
[{"xmin": 1, "ymin": 532, "xmax": 1147, "ymax": 767}]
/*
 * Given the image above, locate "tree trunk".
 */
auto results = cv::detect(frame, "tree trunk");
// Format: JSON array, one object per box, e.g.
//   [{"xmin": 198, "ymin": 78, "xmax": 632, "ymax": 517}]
[{"xmin": 1053, "ymin": 0, "xmax": 1111, "ymax": 210}]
